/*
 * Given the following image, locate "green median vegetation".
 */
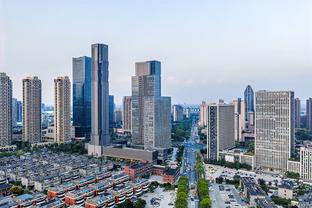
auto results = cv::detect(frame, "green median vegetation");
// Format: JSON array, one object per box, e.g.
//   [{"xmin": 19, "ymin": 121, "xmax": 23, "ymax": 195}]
[
  {"xmin": 175, "ymin": 176, "xmax": 188, "ymax": 208},
  {"xmin": 196, "ymin": 153, "xmax": 212, "ymax": 208},
  {"xmin": 196, "ymin": 153, "xmax": 205, "ymax": 178}
]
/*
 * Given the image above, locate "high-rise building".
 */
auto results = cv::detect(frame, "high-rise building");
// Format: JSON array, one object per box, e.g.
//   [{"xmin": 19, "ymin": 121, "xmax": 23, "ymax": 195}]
[
  {"xmin": 184, "ymin": 107, "xmax": 191, "ymax": 118},
  {"xmin": 172, "ymin": 104, "xmax": 183, "ymax": 122},
  {"xmin": 255, "ymin": 90, "xmax": 294, "ymax": 172},
  {"xmin": 114, "ymin": 108, "xmax": 122, "ymax": 127},
  {"xmin": 295, "ymin": 98, "xmax": 301, "ymax": 129},
  {"xmin": 233, "ymin": 98, "xmax": 245, "ymax": 142},
  {"xmin": 0, "ymin": 73, "xmax": 12, "ymax": 147},
  {"xmin": 16, "ymin": 100, "xmax": 22, "ymax": 123},
  {"xmin": 22, "ymin": 76, "xmax": 42, "ymax": 144},
  {"xmin": 131, "ymin": 60, "xmax": 171, "ymax": 150},
  {"xmin": 109, "ymin": 95, "xmax": 115, "ymax": 128},
  {"xmin": 300, "ymin": 143, "xmax": 312, "ymax": 182},
  {"xmin": 306, "ymin": 98, "xmax": 312, "ymax": 132},
  {"xmin": 206, "ymin": 102, "xmax": 235, "ymax": 160},
  {"xmin": 89, "ymin": 43, "xmax": 110, "ymax": 156},
  {"xmin": 244, "ymin": 85, "xmax": 254, "ymax": 127},
  {"xmin": 54, "ymin": 76, "xmax": 71, "ymax": 143},
  {"xmin": 72, "ymin": 56, "xmax": 92, "ymax": 139},
  {"xmin": 12, "ymin": 98, "xmax": 17, "ymax": 127},
  {"xmin": 199, "ymin": 101, "xmax": 208, "ymax": 126},
  {"xmin": 122, "ymin": 96, "xmax": 132, "ymax": 132}
]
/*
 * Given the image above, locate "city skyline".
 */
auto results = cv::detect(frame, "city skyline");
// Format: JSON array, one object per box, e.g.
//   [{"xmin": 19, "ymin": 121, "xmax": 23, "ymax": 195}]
[{"xmin": 2, "ymin": 0, "xmax": 312, "ymax": 105}]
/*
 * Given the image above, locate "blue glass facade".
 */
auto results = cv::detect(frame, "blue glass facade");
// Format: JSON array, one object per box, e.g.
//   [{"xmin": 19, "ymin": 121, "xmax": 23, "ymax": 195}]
[
  {"xmin": 244, "ymin": 85, "xmax": 254, "ymax": 119},
  {"xmin": 109, "ymin": 95, "xmax": 114, "ymax": 128},
  {"xmin": 16, "ymin": 101, "xmax": 22, "ymax": 123},
  {"xmin": 73, "ymin": 56, "xmax": 92, "ymax": 138}
]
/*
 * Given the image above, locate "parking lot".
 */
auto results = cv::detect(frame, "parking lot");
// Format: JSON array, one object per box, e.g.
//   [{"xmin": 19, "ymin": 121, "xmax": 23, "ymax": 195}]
[
  {"xmin": 205, "ymin": 164, "xmax": 282, "ymax": 186},
  {"xmin": 143, "ymin": 187, "xmax": 176, "ymax": 208},
  {"xmin": 209, "ymin": 183, "xmax": 246, "ymax": 208}
]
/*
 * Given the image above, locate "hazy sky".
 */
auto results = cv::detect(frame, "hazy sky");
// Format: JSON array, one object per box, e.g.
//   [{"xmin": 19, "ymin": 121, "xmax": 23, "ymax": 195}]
[{"xmin": 1, "ymin": 0, "xmax": 312, "ymax": 105}]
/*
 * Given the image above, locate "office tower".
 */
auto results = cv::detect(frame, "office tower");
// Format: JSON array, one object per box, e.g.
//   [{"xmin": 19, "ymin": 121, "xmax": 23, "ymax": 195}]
[
  {"xmin": 300, "ymin": 143, "xmax": 312, "ymax": 182},
  {"xmin": 295, "ymin": 98, "xmax": 301, "ymax": 128},
  {"xmin": 306, "ymin": 98, "xmax": 312, "ymax": 131},
  {"xmin": 89, "ymin": 43, "xmax": 110, "ymax": 156},
  {"xmin": 54, "ymin": 76, "xmax": 71, "ymax": 143},
  {"xmin": 172, "ymin": 104, "xmax": 183, "ymax": 122},
  {"xmin": 199, "ymin": 101, "xmax": 208, "ymax": 126},
  {"xmin": 0, "ymin": 73, "xmax": 12, "ymax": 147},
  {"xmin": 122, "ymin": 96, "xmax": 132, "ymax": 132},
  {"xmin": 244, "ymin": 85, "xmax": 254, "ymax": 127},
  {"xmin": 41, "ymin": 103, "xmax": 45, "ymax": 112},
  {"xmin": 109, "ymin": 95, "xmax": 115, "ymax": 128},
  {"xmin": 16, "ymin": 101, "xmax": 22, "ymax": 123},
  {"xmin": 22, "ymin": 76, "xmax": 42, "ymax": 144},
  {"xmin": 255, "ymin": 91, "xmax": 294, "ymax": 172},
  {"xmin": 72, "ymin": 56, "xmax": 92, "ymax": 139},
  {"xmin": 233, "ymin": 98, "xmax": 245, "ymax": 142},
  {"xmin": 206, "ymin": 102, "xmax": 235, "ymax": 160},
  {"xmin": 131, "ymin": 60, "xmax": 171, "ymax": 150},
  {"xmin": 184, "ymin": 107, "xmax": 191, "ymax": 118},
  {"xmin": 114, "ymin": 108, "xmax": 122, "ymax": 126},
  {"xmin": 12, "ymin": 98, "xmax": 17, "ymax": 127}
]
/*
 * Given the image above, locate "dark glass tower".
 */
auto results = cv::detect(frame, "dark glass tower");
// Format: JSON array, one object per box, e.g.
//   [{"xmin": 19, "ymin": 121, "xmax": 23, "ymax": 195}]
[
  {"xmin": 109, "ymin": 95, "xmax": 115, "ymax": 128},
  {"xmin": 90, "ymin": 44, "xmax": 110, "ymax": 147},
  {"xmin": 16, "ymin": 101, "xmax": 22, "ymax": 123},
  {"xmin": 72, "ymin": 56, "xmax": 92, "ymax": 139},
  {"xmin": 244, "ymin": 85, "xmax": 254, "ymax": 121}
]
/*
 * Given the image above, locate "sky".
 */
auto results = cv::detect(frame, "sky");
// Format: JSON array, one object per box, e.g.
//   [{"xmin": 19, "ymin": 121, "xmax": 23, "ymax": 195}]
[{"xmin": 1, "ymin": 0, "xmax": 312, "ymax": 105}]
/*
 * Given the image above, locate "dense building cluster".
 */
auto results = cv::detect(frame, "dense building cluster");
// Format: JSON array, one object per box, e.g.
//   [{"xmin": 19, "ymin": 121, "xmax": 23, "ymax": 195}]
[{"xmin": 0, "ymin": 152, "xmax": 152, "ymax": 208}]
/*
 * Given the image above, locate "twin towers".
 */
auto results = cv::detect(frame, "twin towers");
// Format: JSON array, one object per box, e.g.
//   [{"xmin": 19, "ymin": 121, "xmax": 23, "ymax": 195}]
[{"xmin": 88, "ymin": 44, "xmax": 171, "ymax": 156}]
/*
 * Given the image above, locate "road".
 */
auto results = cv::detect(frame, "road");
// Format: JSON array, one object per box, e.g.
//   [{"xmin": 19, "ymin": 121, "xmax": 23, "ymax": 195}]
[{"xmin": 181, "ymin": 120, "xmax": 204, "ymax": 208}]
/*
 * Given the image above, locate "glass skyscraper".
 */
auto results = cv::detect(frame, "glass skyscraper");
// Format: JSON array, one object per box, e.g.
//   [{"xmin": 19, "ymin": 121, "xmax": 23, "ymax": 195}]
[
  {"xmin": 16, "ymin": 100, "xmax": 22, "ymax": 123},
  {"xmin": 109, "ymin": 95, "xmax": 115, "ymax": 128},
  {"xmin": 244, "ymin": 85, "xmax": 254, "ymax": 125},
  {"xmin": 90, "ymin": 43, "xmax": 110, "ymax": 149},
  {"xmin": 131, "ymin": 60, "xmax": 171, "ymax": 150},
  {"xmin": 72, "ymin": 56, "xmax": 92, "ymax": 139},
  {"xmin": 244, "ymin": 85, "xmax": 254, "ymax": 114}
]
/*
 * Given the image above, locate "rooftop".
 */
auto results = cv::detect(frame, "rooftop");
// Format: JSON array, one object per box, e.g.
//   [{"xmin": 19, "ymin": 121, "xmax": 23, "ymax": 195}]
[
  {"xmin": 241, "ymin": 177, "xmax": 266, "ymax": 196},
  {"xmin": 255, "ymin": 198, "xmax": 277, "ymax": 208},
  {"xmin": 85, "ymin": 193, "xmax": 114, "ymax": 205}
]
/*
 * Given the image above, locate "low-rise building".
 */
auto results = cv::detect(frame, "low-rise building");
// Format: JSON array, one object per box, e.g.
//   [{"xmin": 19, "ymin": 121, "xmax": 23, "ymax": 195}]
[
  {"xmin": 85, "ymin": 193, "xmax": 115, "ymax": 208},
  {"xmin": 300, "ymin": 143, "xmax": 312, "ymax": 182},
  {"xmin": 0, "ymin": 196, "xmax": 17, "ymax": 208},
  {"xmin": 278, "ymin": 180, "xmax": 294, "ymax": 199},
  {"xmin": 0, "ymin": 178, "xmax": 11, "ymax": 196},
  {"xmin": 64, "ymin": 187, "xmax": 94, "ymax": 206},
  {"xmin": 255, "ymin": 198, "xmax": 277, "ymax": 208},
  {"xmin": 219, "ymin": 149, "xmax": 255, "ymax": 169},
  {"xmin": 163, "ymin": 168, "xmax": 180, "ymax": 184},
  {"xmin": 37, "ymin": 198, "xmax": 65, "ymax": 208},
  {"xmin": 111, "ymin": 172, "xmax": 130, "ymax": 186},
  {"xmin": 241, "ymin": 177, "xmax": 266, "ymax": 206},
  {"xmin": 124, "ymin": 162, "xmax": 152, "ymax": 180},
  {"xmin": 287, "ymin": 159, "xmax": 300, "ymax": 174}
]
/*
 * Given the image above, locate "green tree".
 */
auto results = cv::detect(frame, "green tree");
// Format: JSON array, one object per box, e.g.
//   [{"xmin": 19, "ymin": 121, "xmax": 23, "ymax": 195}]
[
  {"xmin": 200, "ymin": 197, "xmax": 212, "ymax": 208},
  {"xmin": 258, "ymin": 179, "xmax": 269, "ymax": 193},
  {"xmin": 175, "ymin": 176, "xmax": 188, "ymax": 208},
  {"xmin": 285, "ymin": 171, "xmax": 300, "ymax": 180},
  {"xmin": 271, "ymin": 196, "xmax": 291, "ymax": 207},
  {"xmin": 10, "ymin": 186, "xmax": 24, "ymax": 195},
  {"xmin": 135, "ymin": 199, "xmax": 146, "ymax": 208}
]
